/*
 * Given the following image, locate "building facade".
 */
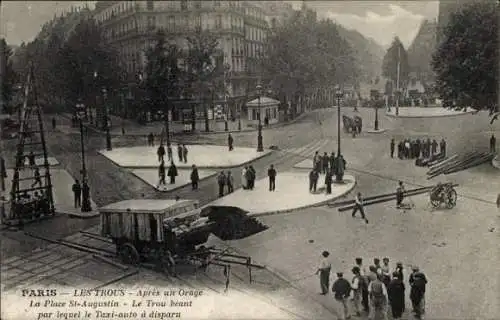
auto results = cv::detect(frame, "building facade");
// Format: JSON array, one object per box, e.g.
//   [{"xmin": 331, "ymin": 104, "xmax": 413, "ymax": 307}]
[{"xmin": 93, "ymin": 1, "xmax": 277, "ymax": 120}]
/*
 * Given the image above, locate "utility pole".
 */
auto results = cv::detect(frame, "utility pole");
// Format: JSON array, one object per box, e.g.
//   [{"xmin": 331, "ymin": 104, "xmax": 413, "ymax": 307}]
[{"xmin": 396, "ymin": 45, "xmax": 401, "ymax": 116}]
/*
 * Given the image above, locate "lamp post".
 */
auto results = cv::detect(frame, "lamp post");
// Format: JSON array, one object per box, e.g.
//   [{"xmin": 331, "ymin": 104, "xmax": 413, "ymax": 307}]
[
  {"xmin": 102, "ymin": 88, "xmax": 112, "ymax": 151},
  {"xmin": 395, "ymin": 90, "xmax": 400, "ymax": 116},
  {"xmin": 256, "ymin": 84, "xmax": 264, "ymax": 152},
  {"xmin": 76, "ymin": 102, "xmax": 92, "ymax": 212},
  {"xmin": 335, "ymin": 86, "xmax": 345, "ymax": 183},
  {"xmin": 371, "ymin": 89, "xmax": 380, "ymax": 131}
]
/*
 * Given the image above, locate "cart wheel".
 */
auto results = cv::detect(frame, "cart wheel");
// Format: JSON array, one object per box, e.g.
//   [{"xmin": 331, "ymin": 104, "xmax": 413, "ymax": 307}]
[
  {"xmin": 430, "ymin": 196, "xmax": 440, "ymax": 208},
  {"xmin": 119, "ymin": 243, "xmax": 140, "ymax": 266},
  {"xmin": 446, "ymin": 189, "xmax": 457, "ymax": 209}
]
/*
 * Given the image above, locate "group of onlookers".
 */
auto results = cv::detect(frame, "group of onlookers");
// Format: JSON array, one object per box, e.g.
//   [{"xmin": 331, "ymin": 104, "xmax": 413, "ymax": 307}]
[
  {"xmin": 390, "ymin": 138, "xmax": 447, "ymax": 160},
  {"xmin": 156, "ymin": 143, "xmax": 188, "ymax": 188},
  {"xmin": 309, "ymin": 151, "xmax": 347, "ymax": 194},
  {"xmin": 318, "ymin": 254, "xmax": 428, "ymax": 319}
]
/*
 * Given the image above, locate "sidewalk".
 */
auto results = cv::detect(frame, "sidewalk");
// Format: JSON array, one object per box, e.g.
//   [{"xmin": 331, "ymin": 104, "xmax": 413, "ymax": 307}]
[
  {"xmin": 206, "ymin": 171, "xmax": 356, "ymax": 216},
  {"xmin": 59, "ymin": 111, "xmax": 309, "ymax": 137},
  {"xmin": 386, "ymin": 107, "xmax": 475, "ymax": 118},
  {"xmin": 99, "ymin": 145, "xmax": 272, "ymax": 169},
  {"xmin": 4, "ymin": 168, "xmax": 99, "ymax": 219}
]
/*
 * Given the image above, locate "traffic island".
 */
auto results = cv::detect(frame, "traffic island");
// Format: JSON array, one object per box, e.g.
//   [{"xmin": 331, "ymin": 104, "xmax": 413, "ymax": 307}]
[
  {"xmin": 386, "ymin": 107, "xmax": 475, "ymax": 118},
  {"xmin": 366, "ymin": 128, "xmax": 388, "ymax": 134},
  {"xmin": 4, "ymin": 168, "xmax": 99, "ymax": 219},
  {"xmin": 206, "ymin": 171, "xmax": 356, "ymax": 217},
  {"xmin": 130, "ymin": 168, "xmax": 217, "ymax": 192},
  {"xmin": 99, "ymin": 145, "xmax": 272, "ymax": 169}
]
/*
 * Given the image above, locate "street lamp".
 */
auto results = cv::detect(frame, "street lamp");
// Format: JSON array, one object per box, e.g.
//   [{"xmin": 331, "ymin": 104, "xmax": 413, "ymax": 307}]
[
  {"xmin": 395, "ymin": 90, "xmax": 401, "ymax": 116},
  {"xmin": 102, "ymin": 88, "xmax": 112, "ymax": 151},
  {"xmin": 76, "ymin": 102, "xmax": 92, "ymax": 212},
  {"xmin": 371, "ymin": 89, "xmax": 380, "ymax": 131},
  {"xmin": 256, "ymin": 84, "xmax": 264, "ymax": 152},
  {"xmin": 335, "ymin": 86, "xmax": 344, "ymax": 183}
]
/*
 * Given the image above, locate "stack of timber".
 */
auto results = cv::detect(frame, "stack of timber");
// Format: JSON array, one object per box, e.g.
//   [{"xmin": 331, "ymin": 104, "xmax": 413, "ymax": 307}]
[
  {"xmin": 415, "ymin": 152, "xmax": 446, "ymax": 167},
  {"xmin": 427, "ymin": 152, "xmax": 495, "ymax": 179},
  {"xmin": 335, "ymin": 185, "xmax": 453, "ymax": 212}
]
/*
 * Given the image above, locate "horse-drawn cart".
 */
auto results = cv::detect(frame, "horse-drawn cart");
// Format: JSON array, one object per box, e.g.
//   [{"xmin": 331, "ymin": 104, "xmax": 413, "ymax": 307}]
[{"xmin": 99, "ymin": 199, "xmax": 268, "ymax": 272}]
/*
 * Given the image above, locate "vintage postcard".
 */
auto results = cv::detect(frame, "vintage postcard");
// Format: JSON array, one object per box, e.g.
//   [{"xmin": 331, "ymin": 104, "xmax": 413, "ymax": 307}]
[{"xmin": 0, "ymin": 1, "xmax": 498, "ymax": 319}]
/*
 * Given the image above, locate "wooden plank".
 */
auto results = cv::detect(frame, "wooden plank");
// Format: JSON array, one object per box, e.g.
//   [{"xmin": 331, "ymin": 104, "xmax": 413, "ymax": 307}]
[{"xmin": 329, "ymin": 186, "xmax": 433, "ymax": 208}]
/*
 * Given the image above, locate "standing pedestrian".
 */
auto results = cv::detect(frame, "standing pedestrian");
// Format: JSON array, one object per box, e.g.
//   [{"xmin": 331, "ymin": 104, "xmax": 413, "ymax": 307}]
[
  {"xmin": 416, "ymin": 138, "xmax": 421, "ymax": 158},
  {"xmin": 190, "ymin": 165, "xmax": 199, "ymax": 190},
  {"xmin": 157, "ymin": 144, "xmax": 165, "ymax": 163},
  {"xmin": 332, "ymin": 272, "xmax": 352, "ymax": 320},
  {"xmin": 431, "ymin": 139, "xmax": 438, "ymax": 156},
  {"xmin": 396, "ymin": 181, "xmax": 405, "ymax": 208},
  {"xmin": 313, "ymin": 151, "xmax": 321, "ymax": 173},
  {"xmin": 426, "ymin": 138, "xmax": 432, "ymax": 158},
  {"xmin": 217, "ymin": 171, "xmax": 226, "ymax": 197},
  {"xmin": 351, "ymin": 266, "xmax": 363, "ymax": 317},
  {"xmin": 248, "ymin": 165, "xmax": 256, "ymax": 189},
  {"xmin": 381, "ymin": 258, "xmax": 391, "ymax": 288},
  {"xmin": 177, "ymin": 143, "xmax": 183, "ymax": 163},
  {"xmin": 490, "ymin": 134, "xmax": 496, "ymax": 153},
  {"xmin": 409, "ymin": 266, "xmax": 428, "ymax": 319},
  {"xmin": 309, "ymin": 169, "xmax": 319, "ymax": 193},
  {"xmin": 390, "ymin": 138, "xmax": 395, "ymax": 158},
  {"xmin": 226, "ymin": 171, "xmax": 234, "ymax": 193},
  {"xmin": 322, "ymin": 152, "xmax": 329, "ymax": 174},
  {"xmin": 228, "ymin": 133, "xmax": 234, "ymax": 151},
  {"xmin": 355, "ymin": 258, "xmax": 370, "ymax": 313},
  {"xmin": 368, "ymin": 275, "xmax": 388, "ymax": 320},
  {"xmin": 329, "ymin": 152, "xmax": 336, "ymax": 171},
  {"xmin": 72, "ymin": 179, "xmax": 81, "ymax": 208},
  {"xmin": 325, "ymin": 168, "xmax": 332, "ymax": 194},
  {"xmin": 148, "ymin": 132, "xmax": 154, "ymax": 146},
  {"xmin": 374, "ymin": 258, "xmax": 382, "ymax": 275},
  {"xmin": 182, "ymin": 144, "xmax": 188, "ymax": 163},
  {"xmin": 52, "ymin": 117, "xmax": 56, "ymax": 130},
  {"xmin": 267, "ymin": 164, "xmax": 276, "ymax": 191},
  {"xmin": 388, "ymin": 272, "xmax": 405, "ymax": 319},
  {"xmin": 315, "ymin": 251, "xmax": 331, "ymax": 295},
  {"xmin": 394, "ymin": 262, "xmax": 404, "ymax": 282},
  {"xmin": 352, "ymin": 192, "xmax": 369, "ymax": 224},
  {"xmin": 167, "ymin": 162, "xmax": 178, "ymax": 184},
  {"xmin": 440, "ymin": 138, "xmax": 446, "ymax": 157},
  {"xmin": 158, "ymin": 160, "xmax": 166, "ymax": 187},
  {"xmin": 241, "ymin": 166, "xmax": 248, "ymax": 190},
  {"xmin": 167, "ymin": 143, "xmax": 173, "ymax": 161}
]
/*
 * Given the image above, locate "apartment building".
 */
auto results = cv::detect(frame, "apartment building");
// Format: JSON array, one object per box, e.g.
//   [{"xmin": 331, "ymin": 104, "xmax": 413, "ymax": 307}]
[{"xmin": 93, "ymin": 0, "xmax": 272, "ymax": 116}]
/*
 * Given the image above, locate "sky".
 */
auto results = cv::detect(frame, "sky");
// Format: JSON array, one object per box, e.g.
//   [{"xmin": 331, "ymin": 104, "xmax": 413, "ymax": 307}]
[{"xmin": 0, "ymin": 1, "xmax": 439, "ymax": 48}]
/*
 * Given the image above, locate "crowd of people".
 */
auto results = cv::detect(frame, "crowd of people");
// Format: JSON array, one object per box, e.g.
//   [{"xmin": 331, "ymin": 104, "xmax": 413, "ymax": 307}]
[
  {"xmin": 318, "ymin": 254, "xmax": 428, "ymax": 320},
  {"xmin": 390, "ymin": 138, "xmax": 447, "ymax": 160},
  {"xmin": 309, "ymin": 151, "xmax": 347, "ymax": 194}
]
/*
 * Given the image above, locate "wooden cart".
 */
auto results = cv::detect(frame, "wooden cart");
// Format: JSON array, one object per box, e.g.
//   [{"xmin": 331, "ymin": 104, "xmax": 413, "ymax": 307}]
[{"xmin": 100, "ymin": 199, "xmax": 215, "ymax": 269}]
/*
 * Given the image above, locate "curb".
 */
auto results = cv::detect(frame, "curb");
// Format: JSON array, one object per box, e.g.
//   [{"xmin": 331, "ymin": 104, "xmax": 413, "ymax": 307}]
[
  {"xmin": 385, "ymin": 110, "xmax": 475, "ymax": 119},
  {"xmin": 129, "ymin": 170, "xmax": 218, "ymax": 193},
  {"xmin": 96, "ymin": 149, "xmax": 274, "ymax": 170},
  {"xmin": 248, "ymin": 176, "xmax": 356, "ymax": 218},
  {"xmin": 60, "ymin": 112, "xmax": 309, "ymax": 137}
]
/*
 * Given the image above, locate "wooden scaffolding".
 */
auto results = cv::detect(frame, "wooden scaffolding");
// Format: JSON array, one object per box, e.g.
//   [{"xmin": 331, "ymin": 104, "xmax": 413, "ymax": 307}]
[{"xmin": 3, "ymin": 63, "xmax": 55, "ymax": 226}]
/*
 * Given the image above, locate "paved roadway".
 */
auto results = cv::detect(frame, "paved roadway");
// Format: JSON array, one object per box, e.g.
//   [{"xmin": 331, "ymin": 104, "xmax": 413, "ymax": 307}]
[{"xmin": 2, "ymin": 108, "xmax": 499, "ymax": 319}]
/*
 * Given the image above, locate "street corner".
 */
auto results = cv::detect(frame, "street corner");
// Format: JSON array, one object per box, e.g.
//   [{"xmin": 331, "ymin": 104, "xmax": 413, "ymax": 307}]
[
  {"xmin": 130, "ymin": 168, "xmax": 217, "ymax": 192},
  {"xmin": 492, "ymin": 155, "xmax": 500, "ymax": 170},
  {"xmin": 207, "ymin": 172, "xmax": 356, "ymax": 217},
  {"xmin": 98, "ymin": 145, "xmax": 273, "ymax": 169},
  {"xmin": 385, "ymin": 107, "xmax": 475, "ymax": 118}
]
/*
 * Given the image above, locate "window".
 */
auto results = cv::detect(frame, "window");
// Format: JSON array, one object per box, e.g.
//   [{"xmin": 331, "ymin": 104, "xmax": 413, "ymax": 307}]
[
  {"xmin": 181, "ymin": 0, "xmax": 187, "ymax": 10},
  {"xmin": 194, "ymin": 1, "xmax": 201, "ymax": 9},
  {"xmin": 215, "ymin": 15, "xmax": 222, "ymax": 29}
]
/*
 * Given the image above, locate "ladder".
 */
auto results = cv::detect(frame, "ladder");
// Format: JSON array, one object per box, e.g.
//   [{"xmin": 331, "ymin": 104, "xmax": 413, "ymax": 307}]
[{"xmin": 4, "ymin": 63, "xmax": 55, "ymax": 226}]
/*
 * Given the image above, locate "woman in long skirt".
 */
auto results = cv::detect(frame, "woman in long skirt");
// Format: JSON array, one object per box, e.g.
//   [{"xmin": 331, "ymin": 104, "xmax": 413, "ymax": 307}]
[{"xmin": 241, "ymin": 166, "xmax": 248, "ymax": 189}]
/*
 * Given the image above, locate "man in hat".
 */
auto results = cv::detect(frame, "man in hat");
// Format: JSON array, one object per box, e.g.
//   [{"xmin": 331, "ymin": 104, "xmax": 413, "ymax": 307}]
[
  {"xmin": 352, "ymin": 192, "xmax": 369, "ymax": 224},
  {"xmin": 332, "ymin": 272, "xmax": 352, "ymax": 320},
  {"xmin": 396, "ymin": 181, "xmax": 406, "ymax": 209},
  {"xmin": 315, "ymin": 251, "xmax": 331, "ymax": 295},
  {"xmin": 351, "ymin": 266, "xmax": 363, "ymax": 317},
  {"xmin": 409, "ymin": 266, "xmax": 428, "ymax": 319},
  {"xmin": 368, "ymin": 274, "xmax": 389, "ymax": 320}
]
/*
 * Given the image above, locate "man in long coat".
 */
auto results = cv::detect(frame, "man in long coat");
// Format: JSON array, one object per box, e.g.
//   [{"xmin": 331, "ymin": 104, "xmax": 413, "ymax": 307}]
[
  {"xmin": 388, "ymin": 272, "xmax": 405, "ymax": 319},
  {"xmin": 190, "ymin": 165, "xmax": 199, "ymax": 190}
]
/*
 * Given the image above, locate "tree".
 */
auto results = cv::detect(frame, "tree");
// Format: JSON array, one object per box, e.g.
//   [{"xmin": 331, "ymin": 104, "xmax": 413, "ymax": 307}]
[
  {"xmin": 382, "ymin": 37, "xmax": 410, "ymax": 91},
  {"xmin": 185, "ymin": 27, "xmax": 223, "ymax": 132},
  {"xmin": 432, "ymin": 2, "xmax": 498, "ymax": 118},
  {"xmin": 0, "ymin": 38, "xmax": 18, "ymax": 114},
  {"xmin": 263, "ymin": 8, "xmax": 359, "ymax": 115},
  {"xmin": 144, "ymin": 29, "xmax": 182, "ymax": 143},
  {"xmin": 58, "ymin": 17, "xmax": 122, "ymax": 108}
]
